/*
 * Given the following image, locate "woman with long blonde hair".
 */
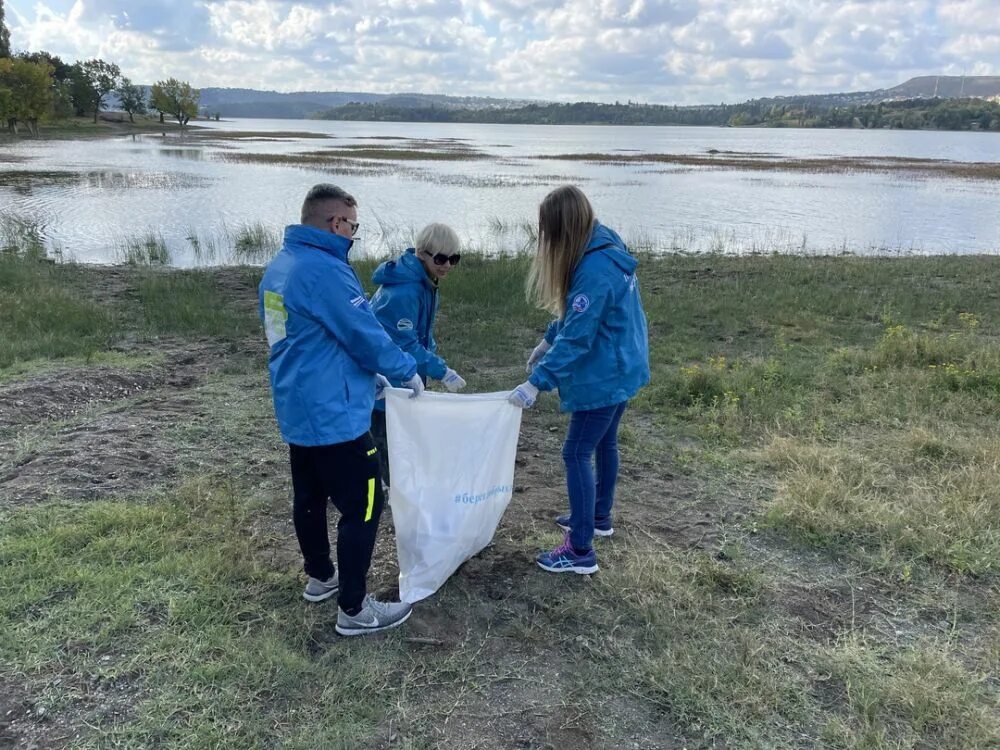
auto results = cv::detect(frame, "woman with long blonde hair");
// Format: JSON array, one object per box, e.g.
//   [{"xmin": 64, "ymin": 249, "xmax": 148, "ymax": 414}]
[{"xmin": 509, "ymin": 186, "xmax": 650, "ymax": 573}]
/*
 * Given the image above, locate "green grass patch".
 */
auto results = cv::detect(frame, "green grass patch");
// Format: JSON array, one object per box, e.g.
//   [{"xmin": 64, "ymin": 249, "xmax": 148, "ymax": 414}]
[
  {"xmin": 231, "ymin": 222, "xmax": 282, "ymax": 264},
  {"xmin": 760, "ymin": 431, "xmax": 1000, "ymax": 575},
  {"xmin": 0, "ymin": 479, "xmax": 407, "ymax": 748},
  {"xmin": 0, "ymin": 257, "xmax": 118, "ymax": 368},
  {"xmin": 0, "ymin": 258, "xmax": 261, "ymax": 368},
  {"xmin": 0, "ymin": 350, "xmax": 162, "ymax": 386},
  {"xmin": 817, "ymin": 635, "xmax": 1000, "ymax": 749},
  {"xmin": 574, "ymin": 540, "xmax": 999, "ymax": 748},
  {"xmin": 118, "ymin": 232, "xmax": 171, "ymax": 266},
  {"xmin": 135, "ymin": 269, "xmax": 259, "ymax": 339}
]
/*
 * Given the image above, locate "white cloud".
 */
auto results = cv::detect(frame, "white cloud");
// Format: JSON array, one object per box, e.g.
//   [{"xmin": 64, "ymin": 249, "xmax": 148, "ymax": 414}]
[
  {"xmin": 209, "ymin": 1, "xmax": 325, "ymax": 51},
  {"xmin": 5, "ymin": 0, "xmax": 999, "ymax": 103}
]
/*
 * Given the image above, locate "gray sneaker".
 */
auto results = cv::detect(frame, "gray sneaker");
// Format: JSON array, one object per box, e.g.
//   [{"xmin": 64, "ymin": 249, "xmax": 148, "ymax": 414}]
[
  {"xmin": 335, "ymin": 595, "xmax": 412, "ymax": 636},
  {"xmin": 303, "ymin": 574, "xmax": 339, "ymax": 602}
]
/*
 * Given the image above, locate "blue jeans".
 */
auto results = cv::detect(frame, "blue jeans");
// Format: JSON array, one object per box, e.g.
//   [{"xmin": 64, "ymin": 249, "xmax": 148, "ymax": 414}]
[{"xmin": 562, "ymin": 401, "xmax": 628, "ymax": 551}]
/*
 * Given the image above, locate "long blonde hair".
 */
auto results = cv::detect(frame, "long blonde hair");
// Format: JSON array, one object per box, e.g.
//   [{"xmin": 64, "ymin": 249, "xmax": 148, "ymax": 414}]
[{"xmin": 526, "ymin": 186, "xmax": 596, "ymax": 316}]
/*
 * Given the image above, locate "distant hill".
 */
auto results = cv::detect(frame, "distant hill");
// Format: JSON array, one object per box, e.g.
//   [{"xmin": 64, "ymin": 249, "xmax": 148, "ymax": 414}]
[
  {"xmin": 185, "ymin": 77, "xmax": 1000, "ymax": 121},
  {"xmin": 195, "ymin": 88, "xmax": 536, "ymax": 119},
  {"xmin": 885, "ymin": 76, "xmax": 1000, "ymax": 99},
  {"xmin": 734, "ymin": 77, "xmax": 1000, "ymax": 111}
]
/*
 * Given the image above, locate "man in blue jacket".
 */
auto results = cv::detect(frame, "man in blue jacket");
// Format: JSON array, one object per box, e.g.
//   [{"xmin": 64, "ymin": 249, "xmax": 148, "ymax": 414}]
[{"xmin": 259, "ymin": 183, "xmax": 423, "ymax": 636}]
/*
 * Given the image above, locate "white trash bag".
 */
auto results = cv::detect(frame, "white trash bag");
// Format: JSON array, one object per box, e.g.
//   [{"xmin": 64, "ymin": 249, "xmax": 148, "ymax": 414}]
[{"xmin": 384, "ymin": 388, "xmax": 523, "ymax": 603}]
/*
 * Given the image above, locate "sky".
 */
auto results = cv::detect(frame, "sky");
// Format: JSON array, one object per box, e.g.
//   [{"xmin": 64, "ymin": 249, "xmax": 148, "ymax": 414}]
[{"xmin": 6, "ymin": 0, "xmax": 999, "ymax": 104}]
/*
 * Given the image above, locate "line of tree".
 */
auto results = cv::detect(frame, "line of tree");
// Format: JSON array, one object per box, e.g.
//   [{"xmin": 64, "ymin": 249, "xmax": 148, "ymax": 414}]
[
  {"xmin": 314, "ymin": 97, "xmax": 1000, "ymax": 132},
  {"xmin": 729, "ymin": 99, "xmax": 1000, "ymax": 130},
  {"xmin": 313, "ymin": 101, "xmax": 737, "ymax": 126},
  {"xmin": 0, "ymin": 9, "xmax": 200, "ymax": 137}
]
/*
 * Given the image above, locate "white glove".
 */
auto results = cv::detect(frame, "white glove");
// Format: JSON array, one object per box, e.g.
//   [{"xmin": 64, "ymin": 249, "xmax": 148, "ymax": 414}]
[
  {"xmin": 526, "ymin": 339, "xmax": 552, "ymax": 373},
  {"xmin": 374, "ymin": 374, "xmax": 390, "ymax": 400},
  {"xmin": 405, "ymin": 373, "xmax": 424, "ymax": 399},
  {"xmin": 442, "ymin": 368, "xmax": 466, "ymax": 392},
  {"xmin": 507, "ymin": 381, "xmax": 539, "ymax": 408}
]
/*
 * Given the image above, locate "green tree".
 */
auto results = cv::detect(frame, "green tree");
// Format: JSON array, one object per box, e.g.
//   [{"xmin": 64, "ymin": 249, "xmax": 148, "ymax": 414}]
[
  {"xmin": 17, "ymin": 51, "xmax": 73, "ymax": 119},
  {"xmin": 0, "ymin": 0, "xmax": 11, "ymax": 59},
  {"xmin": 68, "ymin": 67, "xmax": 90, "ymax": 116},
  {"xmin": 0, "ymin": 74, "xmax": 9, "ymax": 129},
  {"xmin": 117, "ymin": 77, "xmax": 147, "ymax": 123},
  {"xmin": 0, "ymin": 58, "xmax": 54, "ymax": 135},
  {"xmin": 17, "ymin": 50, "xmax": 71, "ymax": 81},
  {"xmin": 150, "ymin": 78, "xmax": 199, "ymax": 127},
  {"xmin": 70, "ymin": 58, "xmax": 122, "ymax": 122}
]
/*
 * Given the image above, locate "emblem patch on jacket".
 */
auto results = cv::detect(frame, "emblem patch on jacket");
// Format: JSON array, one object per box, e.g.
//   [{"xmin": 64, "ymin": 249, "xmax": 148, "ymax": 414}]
[
  {"xmin": 571, "ymin": 294, "xmax": 590, "ymax": 313},
  {"xmin": 397, "ymin": 318, "xmax": 414, "ymax": 331},
  {"xmin": 263, "ymin": 291, "xmax": 287, "ymax": 347}
]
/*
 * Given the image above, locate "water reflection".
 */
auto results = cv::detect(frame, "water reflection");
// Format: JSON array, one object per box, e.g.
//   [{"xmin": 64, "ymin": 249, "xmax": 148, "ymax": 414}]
[
  {"xmin": 78, "ymin": 171, "xmax": 207, "ymax": 190},
  {"xmin": 158, "ymin": 148, "xmax": 206, "ymax": 161}
]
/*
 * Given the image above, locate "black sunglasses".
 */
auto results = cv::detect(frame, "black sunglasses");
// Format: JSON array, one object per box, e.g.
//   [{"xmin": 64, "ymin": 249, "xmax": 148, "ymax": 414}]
[{"xmin": 423, "ymin": 250, "xmax": 461, "ymax": 266}]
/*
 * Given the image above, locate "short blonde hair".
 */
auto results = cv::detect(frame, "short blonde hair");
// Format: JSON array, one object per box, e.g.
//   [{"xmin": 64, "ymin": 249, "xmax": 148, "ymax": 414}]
[
  {"xmin": 527, "ymin": 186, "xmax": 595, "ymax": 316},
  {"xmin": 415, "ymin": 223, "xmax": 461, "ymax": 256}
]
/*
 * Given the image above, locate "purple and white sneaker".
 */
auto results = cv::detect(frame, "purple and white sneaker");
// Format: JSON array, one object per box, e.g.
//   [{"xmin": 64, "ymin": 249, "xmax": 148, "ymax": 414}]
[
  {"xmin": 536, "ymin": 534, "xmax": 599, "ymax": 574},
  {"xmin": 555, "ymin": 514, "xmax": 614, "ymax": 537}
]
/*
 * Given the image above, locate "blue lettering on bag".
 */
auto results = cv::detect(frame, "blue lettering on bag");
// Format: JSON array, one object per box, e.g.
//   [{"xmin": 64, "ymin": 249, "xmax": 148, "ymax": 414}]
[{"xmin": 453, "ymin": 485, "xmax": 513, "ymax": 505}]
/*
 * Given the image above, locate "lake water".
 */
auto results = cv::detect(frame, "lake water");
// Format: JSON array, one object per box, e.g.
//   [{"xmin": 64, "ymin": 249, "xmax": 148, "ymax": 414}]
[{"xmin": 1, "ymin": 119, "xmax": 998, "ymax": 265}]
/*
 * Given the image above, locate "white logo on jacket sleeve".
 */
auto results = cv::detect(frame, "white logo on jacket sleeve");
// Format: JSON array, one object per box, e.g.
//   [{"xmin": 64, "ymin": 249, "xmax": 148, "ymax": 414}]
[
  {"xmin": 571, "ymin": 294, "xmax": 590, "ymax": 313},
  {"xmin": 397, "ymin": 318, "xmax": 414, "ymax": 331},
  {"xmin": 350, "ymin": 295, "xmax": 370, "ymax": 311}
]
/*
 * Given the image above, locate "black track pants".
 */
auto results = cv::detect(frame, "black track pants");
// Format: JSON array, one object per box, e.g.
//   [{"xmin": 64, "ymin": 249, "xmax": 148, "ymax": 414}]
[{"xmin": 289, "ymin": 433, "xmax": 385, "ymax": 611}]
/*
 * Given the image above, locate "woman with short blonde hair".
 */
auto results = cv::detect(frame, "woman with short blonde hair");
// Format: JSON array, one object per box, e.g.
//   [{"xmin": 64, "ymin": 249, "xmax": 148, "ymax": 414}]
[{"xmin": 369, "ymin": 223, "xmax": 466, "ymax": 485}]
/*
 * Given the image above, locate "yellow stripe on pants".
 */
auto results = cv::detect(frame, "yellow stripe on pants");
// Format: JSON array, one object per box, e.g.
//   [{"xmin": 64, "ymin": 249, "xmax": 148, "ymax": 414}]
[{"xmin": 365, "ymin": 477, "xmax": 375, "ymax": 522}]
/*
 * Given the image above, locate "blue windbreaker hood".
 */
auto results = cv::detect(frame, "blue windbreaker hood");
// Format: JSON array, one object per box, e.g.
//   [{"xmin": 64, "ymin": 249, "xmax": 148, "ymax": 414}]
[
  {"xmin": 372, "ymin": 248, "xmax": 432, "ymax": 288},
  {"xmin": 586, "ymin": 223, "xmax": 637, "ymax": 275},
  {"xmin": 283, "ymin": 223, "xmax": 354, "ymax": 260}
]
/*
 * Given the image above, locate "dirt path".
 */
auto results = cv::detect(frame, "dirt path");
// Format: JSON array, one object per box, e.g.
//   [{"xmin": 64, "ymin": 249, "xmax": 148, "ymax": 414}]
[{"xmin": 0, "ymin": 341, "xmax": 241, "ymax": 505}]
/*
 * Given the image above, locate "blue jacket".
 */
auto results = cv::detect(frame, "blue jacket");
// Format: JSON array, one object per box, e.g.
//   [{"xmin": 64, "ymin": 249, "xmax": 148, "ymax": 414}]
[
  {"xmin": 528, "ymin": 223, "xmax": 650, "ymax": 412},
  {"xmin": 259, "ymin": 225, "xmax": 417, "ymax": 446},
  {"xmin": 370, "ymin": 249, "xmax": 448, "ymax": 411}
]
